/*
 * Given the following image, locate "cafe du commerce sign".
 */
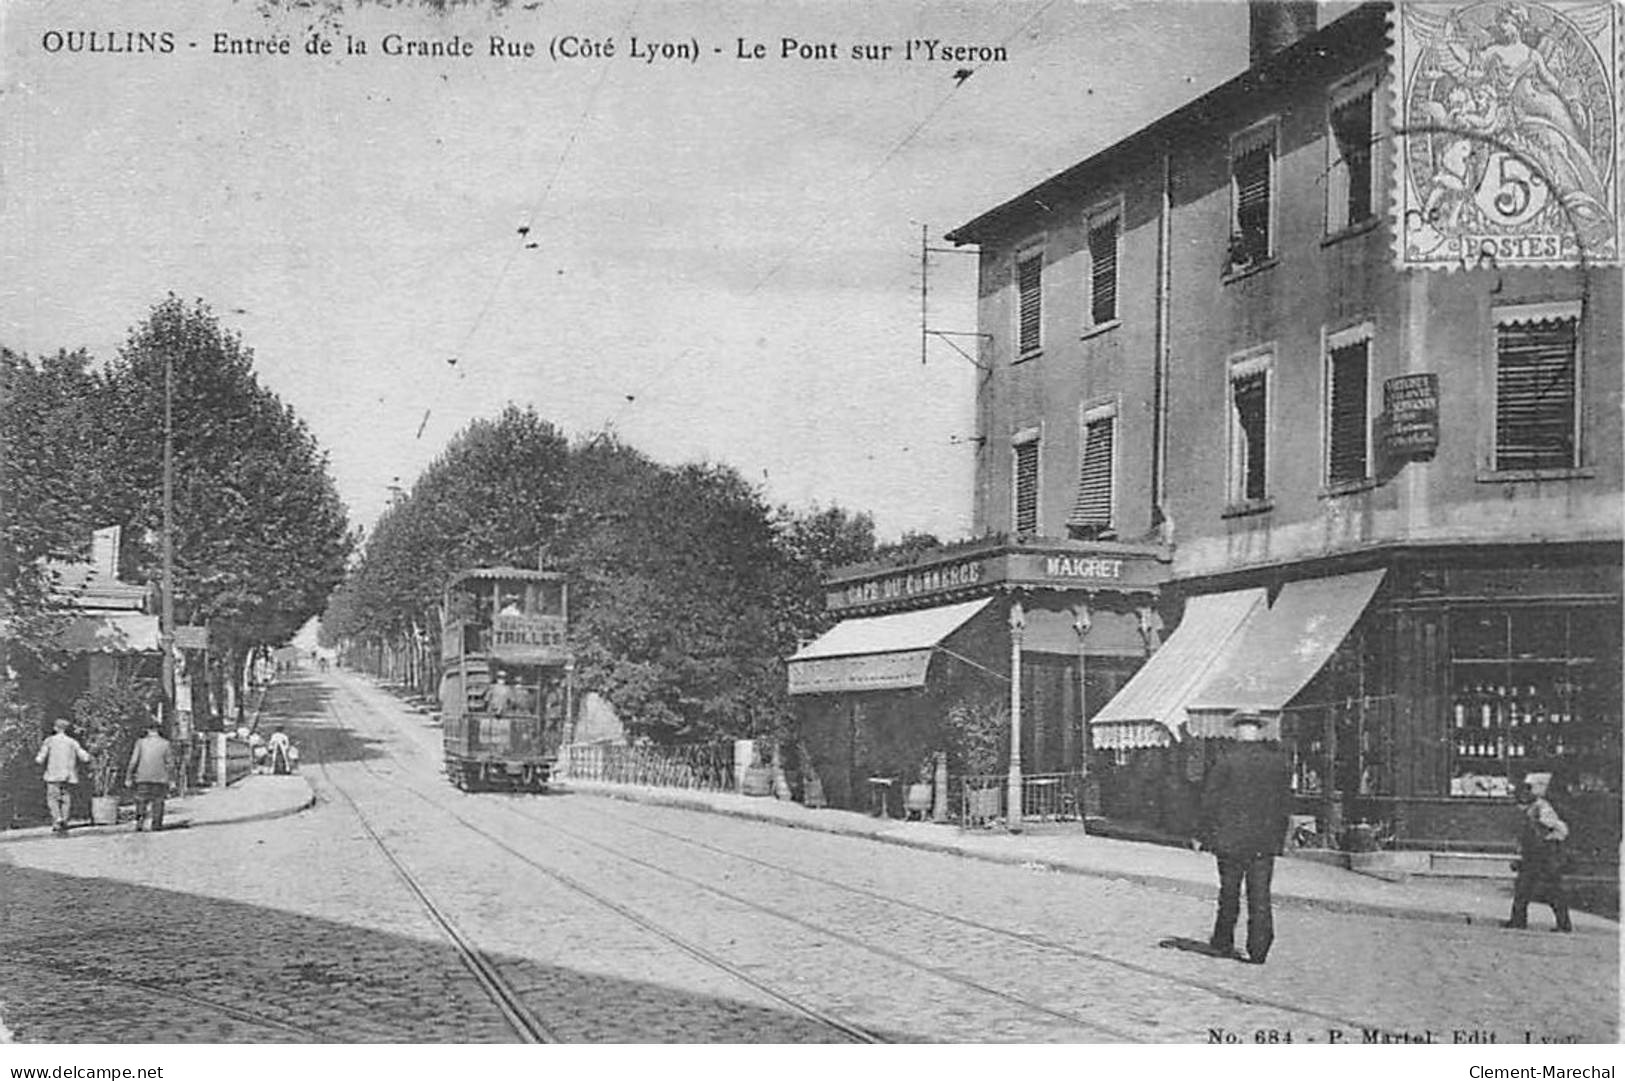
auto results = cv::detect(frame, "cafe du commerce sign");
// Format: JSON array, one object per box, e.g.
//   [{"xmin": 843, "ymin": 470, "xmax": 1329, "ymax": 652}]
[{"xmin": 825, "ymin": 546, "xmax": 1165, "ymax": 613}]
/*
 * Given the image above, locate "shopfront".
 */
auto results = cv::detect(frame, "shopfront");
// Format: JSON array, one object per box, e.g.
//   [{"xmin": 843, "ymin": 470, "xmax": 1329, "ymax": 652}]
[
  {"xmin": 787, "ymin": 537, "xmax": 1169, "ymax": 814},
  {"xmin": 1090, "ymin": 544, "xmax": 1622, "ymax": 861}
]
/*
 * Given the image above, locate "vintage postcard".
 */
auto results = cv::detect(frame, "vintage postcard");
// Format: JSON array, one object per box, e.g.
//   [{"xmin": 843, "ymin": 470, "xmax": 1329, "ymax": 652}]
[{"xmin": 0, "ymin": 0, "xmax": 1617, "ymax": 1069}]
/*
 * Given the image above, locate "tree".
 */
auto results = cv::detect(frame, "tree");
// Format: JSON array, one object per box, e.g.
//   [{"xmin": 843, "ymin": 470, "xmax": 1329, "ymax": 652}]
[
  {"xmin": 79, "ymin": 297, "xmax": 351, "ymax": 720},
  {"xmin": 327, "ymin": 416, "xmax": 882, "ymax": 747}
]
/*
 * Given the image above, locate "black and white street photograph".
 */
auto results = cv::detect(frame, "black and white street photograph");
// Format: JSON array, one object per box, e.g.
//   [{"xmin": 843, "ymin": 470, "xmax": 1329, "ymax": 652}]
[{"xmin": 1, "ymin": 0, "xmax": 1620, "ymax": 1064}]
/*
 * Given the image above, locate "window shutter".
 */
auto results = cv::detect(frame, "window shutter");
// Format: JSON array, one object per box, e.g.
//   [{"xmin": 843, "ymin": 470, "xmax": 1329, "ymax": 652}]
[
  {"xmin": 1233, "ymin": 371, "xmax": 1268, "ymax": 501},
  {"xmin": 1233, "ymin": 146, "xmax": 1271, "ymax": 264},
  {"xmin": 1327, "ymin": 341, "xmax": 1369, "ymax": 484},
  {"xmin": 1497, "ymin": 319, "xmax": 1577, "ymax": 471},
  {"xmin": 1017, "ymin": 254, "xmax": 1042, "ymax": 354},
  {"xmin": 1088, "ymin": 218, "xmax": 1118, "ymax": 326},
  {"xmin": 1330, "ymin": 92, "xmax": 1374, "ymax": 230},
  {"xmin": 1070, "ymin": 417, "xmax": 1114, "ymax": 528},
  {"xmin": 1013, "ymin": 441, "xmax": 1040, "ymax": 534}
]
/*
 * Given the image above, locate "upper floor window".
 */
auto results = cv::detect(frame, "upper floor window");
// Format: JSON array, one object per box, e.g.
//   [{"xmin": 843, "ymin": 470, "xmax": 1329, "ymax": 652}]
[
  {"xmin": 1012, "ymin": 430, "xmax": 1041, "ymax": 535},
  {"xmin": 1068, "ymin": 402, "xmax": 1116, "ymax": 539},
  {"xmin": 1016, "ymin": 248, "xmax": 1043, "ymax": 357},
  {"xmin": 1327, "ymin": 73, "xmax": 1377, "ymax": 235},
  {"xmin": 1493, "ymin": 303, "xmax": 1580, "ymax": 473},
  {"xmin": 1085, "ymin": 203, "xmax": 1121, "ymax": 329},
  {"xmin": 1229, "ymin": 122, "xmax": 1276, "ymax": 272},
  {"xmin": 1325, "ymin": 323, "xmax": 1374, "ymax": 487},
  {"xmin": 1227, "ymin": 350, "xmax": 1272, "ymax": 507}
]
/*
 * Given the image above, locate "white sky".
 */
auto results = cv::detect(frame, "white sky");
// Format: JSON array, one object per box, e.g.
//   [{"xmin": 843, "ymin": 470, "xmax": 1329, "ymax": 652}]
[{"xmin": 1, "ymin": 0, "xmax": 1252, "ymax": 542}]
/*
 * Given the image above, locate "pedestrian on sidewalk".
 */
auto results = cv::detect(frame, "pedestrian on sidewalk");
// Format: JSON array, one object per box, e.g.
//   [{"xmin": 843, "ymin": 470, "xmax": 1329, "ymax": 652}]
[
  {"xmin": 1195, "ymin": 710, "xmax": 1292, "ymax": 965},
  {"xmin": 126, "ymin": 721, "xmax": 174, "ymax": 832},
  {"xmin": 267, "ymin": 726, "xmax": 292, "ymax": 775},
  {"xmin": 1504, "ymin": 772, "xmax": 1572, "ymax": 933},
  {"xmin": 35, "ymin": 718, "xmax": 90, "ymax": 835}
]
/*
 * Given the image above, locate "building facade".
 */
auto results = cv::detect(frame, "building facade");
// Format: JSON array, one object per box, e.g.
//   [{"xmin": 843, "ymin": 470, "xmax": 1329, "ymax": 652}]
[{"xmin": 942, "ymin": 2, "xmax": 1621, "ymax": 859}]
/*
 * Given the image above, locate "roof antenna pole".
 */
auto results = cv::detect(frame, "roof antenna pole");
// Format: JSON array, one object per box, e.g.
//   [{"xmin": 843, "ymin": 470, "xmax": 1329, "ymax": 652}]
[{"xmin": 920, "ymin": 223, "xmax": 929, "ymax": 366}]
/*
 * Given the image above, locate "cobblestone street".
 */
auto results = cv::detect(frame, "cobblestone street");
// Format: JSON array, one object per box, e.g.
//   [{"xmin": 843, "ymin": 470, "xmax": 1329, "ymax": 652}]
[{"xmin": 1, "ymin": 671, "xmax": 1615, "ymax": 1043}]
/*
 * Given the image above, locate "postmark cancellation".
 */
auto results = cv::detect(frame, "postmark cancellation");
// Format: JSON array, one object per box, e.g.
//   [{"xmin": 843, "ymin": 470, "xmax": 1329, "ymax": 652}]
[{"xmin": 1393, "ymin": 1, "xmax": 1621, "ymax": 269}]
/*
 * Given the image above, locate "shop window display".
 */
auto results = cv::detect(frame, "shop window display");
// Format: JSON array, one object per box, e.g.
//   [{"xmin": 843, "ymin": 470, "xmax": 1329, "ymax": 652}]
[{"xmin": 1448, "ymin": 607, "xmax": 1620, "ymax": 797}]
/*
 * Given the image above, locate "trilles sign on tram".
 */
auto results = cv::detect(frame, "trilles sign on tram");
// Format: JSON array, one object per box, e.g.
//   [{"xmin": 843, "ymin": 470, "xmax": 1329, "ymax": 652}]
[{"xmin": 490, "ymin": 614, "xmax": 569, "ymax": 664}]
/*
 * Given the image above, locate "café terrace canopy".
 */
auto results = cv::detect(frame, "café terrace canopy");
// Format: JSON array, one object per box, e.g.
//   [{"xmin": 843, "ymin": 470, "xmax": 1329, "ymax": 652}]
[
  {"xmin": 1088, "ymin": 588, "xmax": 1266, "ymax": 750},
  {"xmin": 1183, "ymin": 568, "xmax": 1387, "ymax": 737},
  {"xmin": 56, "ymin": 612, "xmax": 162, "ymax": 655},
  {"xmin": 787, "ymin": 598, "xmax": 994, "ymax": 696}
]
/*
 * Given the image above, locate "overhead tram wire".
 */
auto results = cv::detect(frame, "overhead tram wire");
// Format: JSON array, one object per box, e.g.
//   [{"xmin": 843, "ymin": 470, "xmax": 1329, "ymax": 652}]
[
  {"xmin": 414, "ymin": 1, "xmax": 644, "ymax": 442},
  {"xmin": 598, "ymin": 0, "xmax": 1066, "ymax": 434}
]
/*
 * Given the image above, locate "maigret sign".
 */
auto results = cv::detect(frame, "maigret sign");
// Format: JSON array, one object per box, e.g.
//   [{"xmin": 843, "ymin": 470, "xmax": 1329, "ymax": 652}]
[{"xmin": 825, "ymin": 544, "xmax": 1166, "ymax": 613}]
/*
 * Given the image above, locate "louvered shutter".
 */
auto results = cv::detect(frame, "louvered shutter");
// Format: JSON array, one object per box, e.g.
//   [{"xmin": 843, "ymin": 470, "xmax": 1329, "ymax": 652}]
[
  {"xmin": 1496, "ymin": 319, "xmax": 1577, "ymax": 471},
  {"xmin": 1017, "ymin": 254, "xmax": 1042, "ymax": 354},
  {"xmin": 1233, "ymin": 146, "xmax": 1271, "ymax": 264},
  {"xmin": 1070, "ymin": 416, "xmax": 1114, "ymax": 529},
  {"xmin": 1327, "ymin": 341, "xmax": 1369, "ymax": 484},
  {"xmin": 1088, "ymin": 218, "xmax": 1118, "ymax": 326},
  {"xmin": 1232, "ymin": 372, "xmax": 1268, "ymax": 501},
  {"xmin": 1330, "ymin": 92, "xmax": 1374, "ymax": 229},
  {"xmin": 1013, "ymin": 441, "xmax": 1040, "ymax": 534}
]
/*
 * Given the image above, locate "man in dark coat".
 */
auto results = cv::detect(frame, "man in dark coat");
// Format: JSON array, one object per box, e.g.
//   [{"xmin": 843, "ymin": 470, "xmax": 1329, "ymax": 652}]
[{"xmin": 1197, "ymin": 710, "xmax": 1293, "ymax": 964}]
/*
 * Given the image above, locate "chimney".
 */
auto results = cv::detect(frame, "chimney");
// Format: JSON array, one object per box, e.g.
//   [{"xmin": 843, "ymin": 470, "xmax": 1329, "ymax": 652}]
[
  {"xmin": 1249, "ymin": 1, "xmax": 1317, "ymax": 67},
  {"xmin": 91, "ymin": 525, "xmax": 121, "ymax": 581}
]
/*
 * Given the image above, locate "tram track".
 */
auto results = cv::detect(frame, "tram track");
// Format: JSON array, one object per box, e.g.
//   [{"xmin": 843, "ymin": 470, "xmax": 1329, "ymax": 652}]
[
  {"xmin": 316, "ymin": 687, "xmax": 883, "ymax": 1043},
  {"xmin": 309, "ymin": 726, "xmax": 558, "ymax": 1043},
  {"xmin": 522, "ymin": 797, "xmax": 1395, "ymax": 1034}
]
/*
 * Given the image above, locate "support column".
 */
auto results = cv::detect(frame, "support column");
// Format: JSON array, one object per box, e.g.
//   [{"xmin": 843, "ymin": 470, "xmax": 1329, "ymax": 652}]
[
  {"xmin": 1007, "ymin": 597, "xmax": 1025, "ymax": 833},
  {"xmin": 1073, "ymin": 603, "xmax": 1092, "ymax": 781}
]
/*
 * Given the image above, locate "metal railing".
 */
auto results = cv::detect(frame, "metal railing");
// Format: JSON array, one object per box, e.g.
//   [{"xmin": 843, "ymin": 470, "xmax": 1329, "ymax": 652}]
[
  {"xmin": 556, "ymin": 742, "xmax": 738, "ymax": 792},
  {"xmin": 955, "ymin": 772, "xmax": 1085, "ymax": 828}
]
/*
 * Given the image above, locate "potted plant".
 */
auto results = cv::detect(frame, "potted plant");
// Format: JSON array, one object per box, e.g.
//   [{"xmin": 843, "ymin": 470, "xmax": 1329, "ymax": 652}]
[
  {"xmin": 946, "ymin": 696, "xmax": 1008, "ymax": 824},
  {"xmin": 72, "ymin": 681, "xmax": 154, "ymax": 825}
]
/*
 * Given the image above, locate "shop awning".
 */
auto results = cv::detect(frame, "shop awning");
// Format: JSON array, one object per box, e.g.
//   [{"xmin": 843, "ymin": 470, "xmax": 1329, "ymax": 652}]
[
  {"xmin": 787, "ymin": 597, "xmax": 994, "ymax": 695},
  {"xmin": 1184, "ymin": 569, "xmax": 1386, "ymax": 734},
  {"xmin": 57, "ymin": 612, "xmax": 161, "ymax": 655},
  {"xmin": 1088, "ymin": 588, "xmax": 1266, "ymax": 748}
]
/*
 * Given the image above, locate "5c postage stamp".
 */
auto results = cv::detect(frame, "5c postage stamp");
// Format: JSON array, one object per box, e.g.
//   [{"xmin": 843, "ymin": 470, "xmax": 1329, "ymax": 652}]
[{"xmin": 1393, "ymin": 0, "xmax": 1621, "ymax": 269}]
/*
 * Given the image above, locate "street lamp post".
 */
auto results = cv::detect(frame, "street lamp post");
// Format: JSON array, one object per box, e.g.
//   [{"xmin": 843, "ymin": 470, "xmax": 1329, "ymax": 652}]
[
  {"xmin": 161, "ymin": 350, "xmax": 181, "ymax": 742},
  {"xmin": 1006, "ymin": 597, "xmax": 1025, "ymax": 833}
]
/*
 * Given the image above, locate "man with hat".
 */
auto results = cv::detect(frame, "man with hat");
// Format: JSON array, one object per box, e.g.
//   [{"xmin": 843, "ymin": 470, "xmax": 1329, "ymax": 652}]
[
  {"xmin": 126, "ymin": 720, "xmax": 174, "ymax": 832},
  {"xmin": 1504, "ymin": 772, "xmax": 1572, "ymax": 932},
  {"xmin": 1196, "ymin": 709, "xmax": 1293, "ymax": 964},
  {"xmin": 34, "ymin": 718, "xmax": 90, "ymax": 835}
]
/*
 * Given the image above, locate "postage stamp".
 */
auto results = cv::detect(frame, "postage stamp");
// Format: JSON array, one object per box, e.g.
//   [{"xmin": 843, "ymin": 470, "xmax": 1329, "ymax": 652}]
[{"xmin": 1393, "ymin": 0, "xmax": 1621, "ymax": 269}]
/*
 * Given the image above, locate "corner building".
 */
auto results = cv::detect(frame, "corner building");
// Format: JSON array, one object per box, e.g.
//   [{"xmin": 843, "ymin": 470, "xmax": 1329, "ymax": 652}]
[{"xmin": 943, "ymin": 2, "xmax": 1621, "ymax": 862}]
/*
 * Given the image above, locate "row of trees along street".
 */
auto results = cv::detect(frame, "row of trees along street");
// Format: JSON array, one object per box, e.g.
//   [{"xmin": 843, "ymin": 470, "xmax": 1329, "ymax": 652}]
[
  {"xmin": 0, "ymin": 297, "xmax": 352, "ymax": 823},
  {"xmin": 320, "ymin": 407, "xmax": 911, "ymax": 747}
]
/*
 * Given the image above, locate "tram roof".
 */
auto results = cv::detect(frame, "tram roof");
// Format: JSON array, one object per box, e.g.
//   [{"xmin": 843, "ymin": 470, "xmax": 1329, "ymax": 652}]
[{"xmin": 446, "ymin": 566, "xmax": 566, "ymax": 586}]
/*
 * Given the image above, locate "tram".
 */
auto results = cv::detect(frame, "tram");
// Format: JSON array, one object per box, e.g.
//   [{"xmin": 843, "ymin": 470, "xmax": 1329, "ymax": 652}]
[{"xmin": 439, "ymin": 567, "xmax": 572, "ymax": 792}]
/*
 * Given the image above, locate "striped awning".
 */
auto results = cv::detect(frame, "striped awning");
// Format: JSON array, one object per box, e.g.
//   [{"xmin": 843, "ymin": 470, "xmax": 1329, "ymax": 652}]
[
  {"xmin": 787, "ymin": 598, "xmax": 993, "ymax": 695},
  {"xmin": 1088, "ymin": 588, "xmax": 1267, "ymax": 748}
]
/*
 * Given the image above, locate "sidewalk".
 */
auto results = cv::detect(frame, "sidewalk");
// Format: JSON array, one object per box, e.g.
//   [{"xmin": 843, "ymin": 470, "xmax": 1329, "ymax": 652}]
[
  {"xmin": 0, "ymin": 773, "xmax": 314, "ymax": 845},
  {"xmin": 560, "ymin": 778, "xmax": 1618, "ymax": 937}
]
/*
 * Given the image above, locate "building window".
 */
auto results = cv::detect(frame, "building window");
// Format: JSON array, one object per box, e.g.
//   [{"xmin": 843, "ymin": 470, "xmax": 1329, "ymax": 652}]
[
  {"xmin": 1016, "ymin": 248, "xmax": 1043, "ymax": 357},
  {"xmin": 1227, "ymin": 352, "xmax": 1271, "ymax": 507},
  {"xmin": 1012, "ymin": 433, "xmax": 1040, "ymax": 535},
  {"xmin": 1325, "ymin": 324, "xmax": 1373, "ymax": 486},
  {"xmin": 1229, "ymin": 122, "xmax": 1275, "ymax": 271},
  {"xmin": 1494, "ymin": 303, "xmax": 1580, "ymax": 472},
  {"xmin": 1085, "ymin": 204, "xmax": 1120, "ymax": 329},
  {"xmin": 1068, "ymin": 403, "xmax": 1115, "ymax": 538},
  {"xmin": 1327, "ymin": 76, "xmax": 1376, "ymax": 234},
  {"xmin": 1447, "ymin": 606, "xmax": 1619, "ymax": 798}
]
